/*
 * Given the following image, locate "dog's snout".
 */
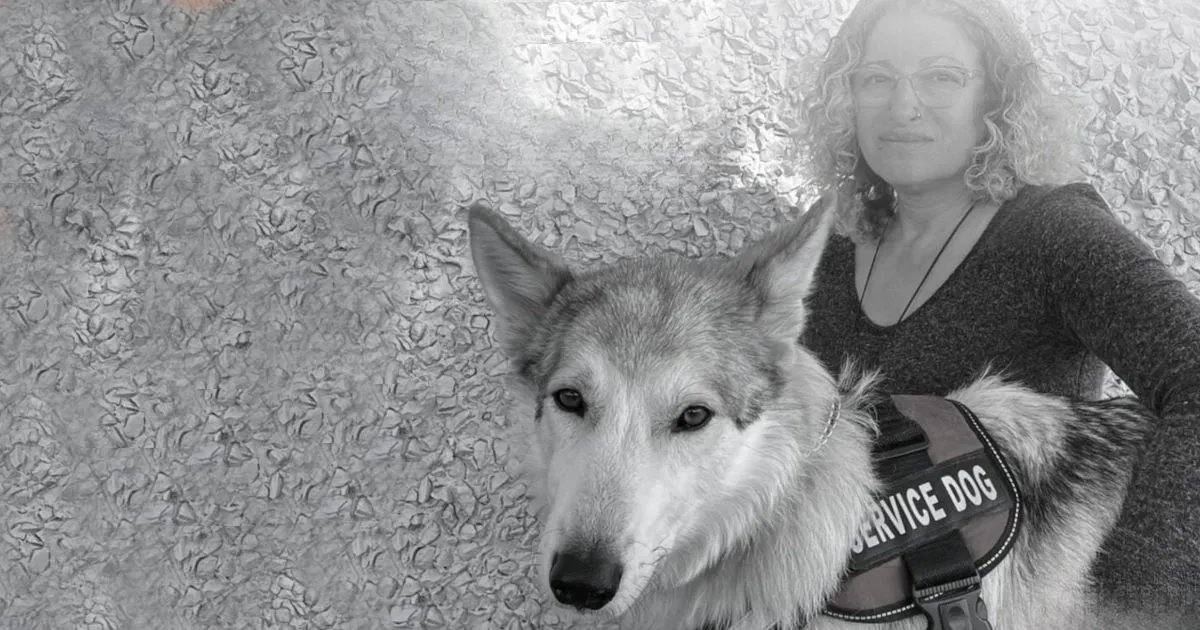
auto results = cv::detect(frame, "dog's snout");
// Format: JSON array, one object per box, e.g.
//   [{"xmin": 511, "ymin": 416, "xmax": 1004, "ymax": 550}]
[{"xmin": 549, "ymin": 547, "xmax": 623, "ymax": 610}]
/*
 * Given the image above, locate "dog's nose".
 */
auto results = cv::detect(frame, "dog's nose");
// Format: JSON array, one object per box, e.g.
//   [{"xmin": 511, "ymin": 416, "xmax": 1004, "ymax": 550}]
[{"xmin": 549, "ymin": 547, "xmax": 623, "ymax": 610}]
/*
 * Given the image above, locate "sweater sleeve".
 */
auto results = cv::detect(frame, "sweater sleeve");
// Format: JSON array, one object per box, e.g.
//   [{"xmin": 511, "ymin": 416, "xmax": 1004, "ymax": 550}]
[{"xmin": 1035, "ymin": 183, "xmax": 1200, "ymax": 417}]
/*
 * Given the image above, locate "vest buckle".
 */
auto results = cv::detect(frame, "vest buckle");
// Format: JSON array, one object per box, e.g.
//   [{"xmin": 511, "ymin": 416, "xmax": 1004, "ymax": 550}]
[{"xmin": 913, "ymin": 576, "xmax": 993, "ymax": 630}]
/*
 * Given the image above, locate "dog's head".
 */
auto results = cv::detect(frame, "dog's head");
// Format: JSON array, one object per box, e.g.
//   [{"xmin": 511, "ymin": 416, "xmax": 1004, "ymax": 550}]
[{"xmin": 467, "ymin": 199, "xmax": 840, "ymax": 618}]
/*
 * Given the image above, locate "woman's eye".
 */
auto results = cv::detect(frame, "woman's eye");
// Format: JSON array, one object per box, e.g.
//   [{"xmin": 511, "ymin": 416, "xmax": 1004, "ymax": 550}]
[
  {"xmin": 553, "ymin": 389, "xmax": 586, "ymax": 415},
  {"xmin": 675, "ymin": 406, "xmax": 713, "ymax": 432},
  {"xmin": 928, "ymin": 68, "xmax": 966, "ymax": 85}
]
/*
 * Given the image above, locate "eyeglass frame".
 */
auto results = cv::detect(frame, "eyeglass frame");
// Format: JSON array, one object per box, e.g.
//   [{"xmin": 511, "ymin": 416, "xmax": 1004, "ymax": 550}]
[{"xmin": 849, "ymin": 65, "xmax": 986, "ymax": 109}]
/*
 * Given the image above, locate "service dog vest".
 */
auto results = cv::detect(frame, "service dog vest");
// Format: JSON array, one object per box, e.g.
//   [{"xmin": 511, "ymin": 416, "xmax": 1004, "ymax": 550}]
[{"xmin": 823, "ymin": 395, "xmax": 1022, "ymax": 625}]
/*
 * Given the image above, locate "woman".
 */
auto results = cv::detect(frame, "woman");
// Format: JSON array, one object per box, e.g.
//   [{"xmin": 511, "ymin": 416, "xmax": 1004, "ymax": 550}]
[{"xmin": 797, "ymin": 0, "xmax": 1200, "ymax": 616}]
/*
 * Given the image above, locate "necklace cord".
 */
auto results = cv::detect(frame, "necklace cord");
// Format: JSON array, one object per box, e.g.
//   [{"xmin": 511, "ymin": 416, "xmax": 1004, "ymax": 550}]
[{"xmin": 860, "ymin": 200, "xmax": 979, "ymax": 323}]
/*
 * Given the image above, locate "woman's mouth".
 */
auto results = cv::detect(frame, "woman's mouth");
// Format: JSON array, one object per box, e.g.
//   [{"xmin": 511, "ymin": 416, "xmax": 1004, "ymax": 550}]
[{"xmin": 879, "ymin": 131, "xmax": 934, "ymax": 142}]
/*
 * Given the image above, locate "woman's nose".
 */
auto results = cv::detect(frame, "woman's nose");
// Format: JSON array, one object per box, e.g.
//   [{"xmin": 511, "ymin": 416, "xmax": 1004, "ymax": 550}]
[{"xmin": 888, "ymin": 76, "xmax": 924, "ymax": 119}]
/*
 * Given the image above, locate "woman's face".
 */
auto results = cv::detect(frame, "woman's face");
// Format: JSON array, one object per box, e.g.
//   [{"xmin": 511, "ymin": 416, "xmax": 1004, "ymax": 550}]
[{"xmin": 853, "ymin": 8, "xmax": 989, "ymax": 196}]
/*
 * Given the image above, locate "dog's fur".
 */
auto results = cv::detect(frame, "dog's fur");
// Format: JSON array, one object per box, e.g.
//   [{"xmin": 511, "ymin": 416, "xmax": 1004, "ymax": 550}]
[{"xmin": 466, "ymin": 198, "xmax": 1172, "ymax": 630}]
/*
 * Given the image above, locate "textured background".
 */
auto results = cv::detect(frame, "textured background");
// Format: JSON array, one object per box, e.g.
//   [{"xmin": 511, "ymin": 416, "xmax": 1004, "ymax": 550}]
[{"xmin": 0, "ymin": 0, "xmax": 1198, "ymax": 628}]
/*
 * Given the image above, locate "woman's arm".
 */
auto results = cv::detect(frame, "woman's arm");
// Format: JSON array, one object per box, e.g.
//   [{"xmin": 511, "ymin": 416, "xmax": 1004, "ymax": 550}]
[
  {"xmin": 1037, "ymin": 183, "xmax": 1200, "ymax": 610},
  {"xmin": 1039, "ymin": 183, "xmax": 1200, "ymax": 417}
]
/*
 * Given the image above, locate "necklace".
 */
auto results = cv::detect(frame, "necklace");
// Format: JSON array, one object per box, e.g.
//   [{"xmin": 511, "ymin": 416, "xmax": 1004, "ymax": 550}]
[{"xmin": 860, "ymin": 200, "xmax": 979, "ymax": 324}]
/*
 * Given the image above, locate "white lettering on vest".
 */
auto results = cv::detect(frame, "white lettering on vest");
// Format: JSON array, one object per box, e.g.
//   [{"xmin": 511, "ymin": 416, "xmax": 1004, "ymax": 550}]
[
  {"xmin": 906, "ymin": 487, "xmax": 930, "ymax": 526},
  {"xmin": 942, "ymin": 473, "xmax": 967, "ymax": 512},
  {"xmin": 881, "ymin": 495, "xmax": 908, "ymax": 536},
  {"xmin": 958, "ymin": 469, "xmax": 983, "ymax": 507},
  {"xmin": 920, "ymin": 482, "xmax": 946, "ymax": 521},
  {"xmin": 875, "ymin": 503, "xmax": 897, "ymax": 543},
  {"xmin": 975, "ymin": 465, "xmax": 998, "ymax": 500},
  {"xmin": 852, "ymin": 464, "xmax": 998, "ymax": 558}
]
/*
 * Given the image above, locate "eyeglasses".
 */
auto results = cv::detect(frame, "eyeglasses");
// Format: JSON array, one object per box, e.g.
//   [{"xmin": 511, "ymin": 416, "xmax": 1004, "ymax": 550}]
[{"xmin": 850, "ymin": 66, "xmax": 984, "ymax": 109}]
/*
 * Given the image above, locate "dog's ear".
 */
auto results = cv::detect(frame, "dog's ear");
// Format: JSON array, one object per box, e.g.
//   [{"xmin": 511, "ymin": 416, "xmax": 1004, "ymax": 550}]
[
  {"xmin": 467, "ymin": 203, "xmax": 574, "ymax": 357},
  {"xmin": 734, "ymin": 194, "xmax": 838, "ymax": 342}
]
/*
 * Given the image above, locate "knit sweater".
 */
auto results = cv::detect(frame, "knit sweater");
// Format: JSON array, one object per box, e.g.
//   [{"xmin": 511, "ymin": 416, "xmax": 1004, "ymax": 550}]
[{"xmin": 801, "ymin": 183, "xmax": 1200, "ymax": 611}]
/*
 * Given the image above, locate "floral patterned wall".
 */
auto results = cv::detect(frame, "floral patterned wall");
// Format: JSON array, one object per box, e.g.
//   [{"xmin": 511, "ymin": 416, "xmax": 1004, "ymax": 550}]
[{"xmin": 0, "ymin": 0, "xmax": 1196, "ymax": 628}]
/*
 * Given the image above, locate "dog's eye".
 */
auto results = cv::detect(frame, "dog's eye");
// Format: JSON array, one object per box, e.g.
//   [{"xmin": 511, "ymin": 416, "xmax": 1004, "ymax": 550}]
[
  {"xmin": 675, "ymin": 406, "xmax": 712, "ymax": 432},
  {"xmin": 553, "ymin": 388, "xmax": 587, "ymax": 415}
]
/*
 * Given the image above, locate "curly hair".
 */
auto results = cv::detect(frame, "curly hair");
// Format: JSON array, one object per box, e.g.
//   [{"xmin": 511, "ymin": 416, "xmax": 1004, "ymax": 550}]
[{"xmin": 797, "ymin": 0, "xmax": 1083, "ymax": 242}]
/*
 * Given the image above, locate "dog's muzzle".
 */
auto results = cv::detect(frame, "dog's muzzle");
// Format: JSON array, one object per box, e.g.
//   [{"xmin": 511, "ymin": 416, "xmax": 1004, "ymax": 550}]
[{"xmin": 549, "ymin": 547, "xmax": 623, "ymax": 610}]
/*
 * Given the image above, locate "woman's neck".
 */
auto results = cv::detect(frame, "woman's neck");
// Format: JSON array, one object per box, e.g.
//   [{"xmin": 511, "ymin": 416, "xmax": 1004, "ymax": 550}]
[{"xmin": 890, "ymin": 185, "xmax": 977, "ymax": 243}]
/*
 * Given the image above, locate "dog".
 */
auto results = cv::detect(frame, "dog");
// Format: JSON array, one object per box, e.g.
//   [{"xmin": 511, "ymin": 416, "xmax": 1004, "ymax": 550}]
[{"xmin": 466, "ymin": 197, "xmax": 1167, "ymax": 630}]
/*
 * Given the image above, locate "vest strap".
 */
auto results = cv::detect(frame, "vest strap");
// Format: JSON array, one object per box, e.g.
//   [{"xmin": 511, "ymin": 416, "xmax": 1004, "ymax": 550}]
[
  {"xmin": 877, "ymin": 399, "xmax": 993, "ymax": 629},
  {"xmin": 906, "ymin": 535, "xmax": 993, "ymax": 629}
]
